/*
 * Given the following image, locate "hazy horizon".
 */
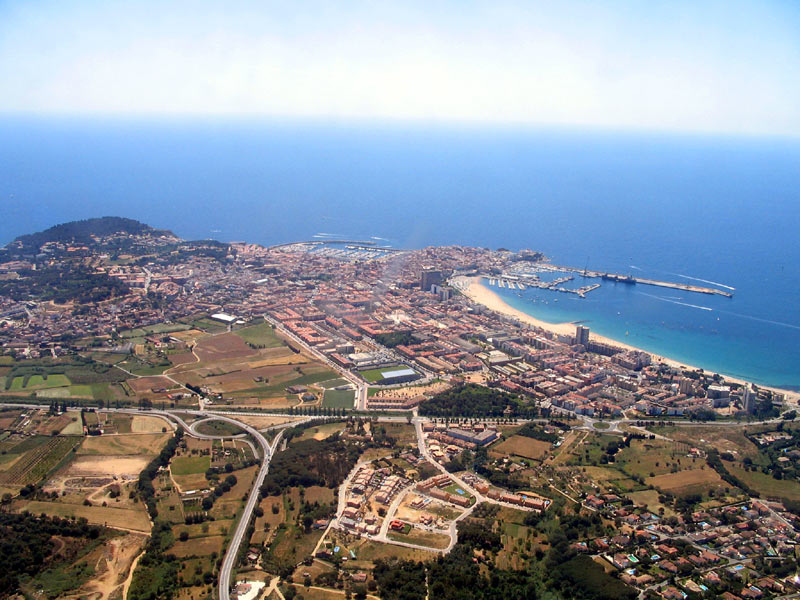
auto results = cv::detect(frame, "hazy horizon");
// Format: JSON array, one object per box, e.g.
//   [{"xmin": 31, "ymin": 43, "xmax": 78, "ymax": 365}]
[{"xmin": 1, "ymin": 1, "xmax": 799, "ymax": 137}]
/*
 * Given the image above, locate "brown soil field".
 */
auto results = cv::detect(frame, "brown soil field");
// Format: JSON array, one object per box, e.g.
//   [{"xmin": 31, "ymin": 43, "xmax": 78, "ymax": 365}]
[
  {"xmin": 18, "ymin": 500, "xmax": 151, "ymax": 532},
  {"xmin": 78, "ymin": 433, "xmax": 171, "ymax": 456},
  {"xmin": 0, "ymin": 413, "xmax": 21, "ymax": 429},
  {"xmin": 646, "ymin": 468, "xmax": 725, "ymax": 496},
  {"xmin": 169, "ymin": 329, "xmax": 206, "ymax": 343},
  {"xmin": 131, "ymin": 415, "xmax": 170, "ymax": 432},
  {"xmin": 68, "ymin": 455, "xmax": 152, "ymax": 478},
  {"xmin": 33, "ymin": 414, "xmax": 73, "ymax": 435},
  {"xmin": 492, "ymin": 435, "xmax": 551, "ymax": 461},
  {"xmin": 127, "ymin": 376, "xmax": 177, "ymax": 394},
  {"xmin": 168, "ymin": 351, "xmax": 197, "ymax": 367},
  {"xmin": 185, "ymin": 437, "xmax": 213, "ymax": 453},
  {"xmin": 194, "ymin": 333, "xmax": 257, "ymax": 362},
  {"xmin": 170, "ymin": 535, "xmax": 226, "ymax": 558}
]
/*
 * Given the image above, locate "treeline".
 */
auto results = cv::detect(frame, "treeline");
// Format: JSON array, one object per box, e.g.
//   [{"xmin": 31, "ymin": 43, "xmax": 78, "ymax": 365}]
[
  {"xmin": 419, "ymin": 384, "xmax": 534, "ymax": 418},
  {"xmin": 0, "ymin": 512, "xmax": 105, "ymax": 598},
  {"xmin": 138, "ymin": 428, "xmax": 184, "ymax": 518},
  {"xmin": 260, "ymin": 436, "xmax": 360, "ymax": 496}
]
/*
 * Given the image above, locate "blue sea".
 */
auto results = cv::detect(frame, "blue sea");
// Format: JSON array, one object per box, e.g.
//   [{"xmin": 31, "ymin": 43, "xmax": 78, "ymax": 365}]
[{"xmin": 1, "ymin": 117, "xmax": 799, "ymax": 389}]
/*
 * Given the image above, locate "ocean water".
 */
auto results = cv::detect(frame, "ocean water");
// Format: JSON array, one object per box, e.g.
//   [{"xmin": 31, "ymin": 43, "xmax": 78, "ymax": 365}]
[{"xmin": 0, "ymin": 117, "xmax": 799, "ymax": 388}]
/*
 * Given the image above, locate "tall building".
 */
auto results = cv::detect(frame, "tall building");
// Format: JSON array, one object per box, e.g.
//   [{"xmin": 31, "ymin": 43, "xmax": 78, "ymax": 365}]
[
  {"xmin": 420, "ymin": 268, "xmax": 444, "ymax": 292},
  {"xmin": 575, "ymin": 325, "xmax": 590, "ymax": 348},
  {"xmin": 742, "ymin": 383, "xmax": 755, "ymax": 414}
]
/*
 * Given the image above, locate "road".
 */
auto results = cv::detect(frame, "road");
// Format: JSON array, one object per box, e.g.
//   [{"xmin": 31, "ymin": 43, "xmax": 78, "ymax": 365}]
[{"xmin": 265, "ymin": 315, "xmax": 369, "ymax": 410}]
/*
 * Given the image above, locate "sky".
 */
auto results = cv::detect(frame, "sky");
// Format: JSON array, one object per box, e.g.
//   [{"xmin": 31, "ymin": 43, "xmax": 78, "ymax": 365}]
[{"xmin": 1, "ymin": 0, "xmax": 799, "ymax": 136}]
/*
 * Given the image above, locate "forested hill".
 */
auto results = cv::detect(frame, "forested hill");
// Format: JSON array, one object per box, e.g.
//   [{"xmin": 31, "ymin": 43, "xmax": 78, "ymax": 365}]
[{"xmin": 11, "ymin": 217, "xmax": 175, "ymax": 250}]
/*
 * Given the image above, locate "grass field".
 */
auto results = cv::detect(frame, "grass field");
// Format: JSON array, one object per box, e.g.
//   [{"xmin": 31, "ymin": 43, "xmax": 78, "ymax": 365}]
[
  {"xmin": 235, "ymin": 321, "xmax": 286, "ymax": 348},
  {"xmin": 19, "ymin": 500, "xmax": 151, "ymax": 532},
  {"xmin": 321, "ymin": 389, "xmax": 355, "ymax": 409},
  {"xmin": 615, "ymin": 439, "xmax": 702, "ymax": 479},
  {"xmin": 78, "ymin": 433, "xmax": 171, "ymax": 456},
  {"xmin": 170, "ymin": 535, "xmax": 226, "ymax": 558},
  {"xmin": 194, "ymin": 420, "xmax": 246, "ymax": 437},
  {"xmin": 119, "ymin": 322, "xmax": 192, "ymax": 339},
  {"xmin": 646, "ymin": 468, "xmax": 725, "ymax": 496},
  {"xmin": 728, "ymin": 464, "xmax": 800, "ymax": 502},
  {"xmin": 358, "ymin": 368, "xmax": 392, "ymax": 383},
  {"xmin": 172, "ymin": 455, "xmax": 211, "ymax": 476},
  {"xmin": 649, "ymin": 425, "xmax": 759, "ymax": 458},
  {"xmin": 295, "ymin": 422, "xmax": 346, "ymax": 442},
  {"xmin": 8, "ymin": 374, "xmax": 71, "ymax": 391},
  {"xmin": 388, "ymin": 528, "xmax": 451, "ymax": 549},
  {"xmin": 492, "ymin": 435, "xmax": 551, "ymax": 461},
  {"xmin": 626, "ymin": 489, "xmax": 677, "ymax": 517}
]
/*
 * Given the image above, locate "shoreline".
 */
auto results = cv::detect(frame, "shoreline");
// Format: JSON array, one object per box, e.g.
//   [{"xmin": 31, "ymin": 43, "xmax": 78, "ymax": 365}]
[{"xmin": 460, "ymin": 276, "xmax": 798, "ymax": 402}]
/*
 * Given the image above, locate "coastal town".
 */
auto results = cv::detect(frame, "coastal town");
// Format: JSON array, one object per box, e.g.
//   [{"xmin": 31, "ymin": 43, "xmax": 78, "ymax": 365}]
[{"xmin": 0, "ymin": 218, "xmax": 799, "ymax": 600}]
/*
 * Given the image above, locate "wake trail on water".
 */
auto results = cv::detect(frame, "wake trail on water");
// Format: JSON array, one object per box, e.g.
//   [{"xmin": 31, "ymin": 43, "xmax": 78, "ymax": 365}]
[
  {"xmin": 715, "ymin": 309, "xmax": 800, "ymax": 331},
  {"xmin": 669, "ymin": 272, "xmax": 736, "ymax": 291},
  {"xmin": 638, "ymin": 292, "xmax": 713, "ymax": 311}
]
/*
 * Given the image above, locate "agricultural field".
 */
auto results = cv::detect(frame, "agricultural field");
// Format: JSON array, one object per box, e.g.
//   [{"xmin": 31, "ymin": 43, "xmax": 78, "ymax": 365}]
[
  {"xmin": 17, "ymin": 500, "xmax": 152, "ymax": 532},
  {"xmin": 235, "ymin": 321, "xmax": 287, "ymax": 348},
  {"xmin": 171, "ymin": 455, "xmax": 211, "ymax": 491},
  {"xmin": 194, "ymin": 333, "xmax": 258, "ymax": 362},
  {"xmin": 491, "ymin": 435, "xmax": 551, "ymax": 461},
  {"xmin": 0, "ymin": 435, "xmax": 81, "ymax": 487},
  {"xmin": 78, "ymin": 432, "xmax": 171, "ymax": 456},
  {"xmin": 646, "ymin": 467, "xmax": 725, "ymax": 496}
]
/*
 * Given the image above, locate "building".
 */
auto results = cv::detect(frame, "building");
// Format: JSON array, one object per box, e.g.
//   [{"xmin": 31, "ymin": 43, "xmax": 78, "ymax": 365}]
[
  {"xmin": 575, "ymin": 325, "xmax": 590, "ymax": 348},
  {"xmin": 742, "ymin": 383, "xmax": 755, "ymax": 414},
  {"xmin": 420, "ymin": 268, "xmax": 444, "ymax": 292},
  {"xmin": 446, "ymin": 427, "xmax": 499, "ymax": 447},
  {"xmin": 374, "ymin": 367, "xmax": 420, "ymax": 385}
]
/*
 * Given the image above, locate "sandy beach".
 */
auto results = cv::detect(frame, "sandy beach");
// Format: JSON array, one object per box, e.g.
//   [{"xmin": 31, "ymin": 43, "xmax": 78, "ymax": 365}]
[{"xmin": 460, "ymin": 276, "xmax": 797, "ymax": 401}]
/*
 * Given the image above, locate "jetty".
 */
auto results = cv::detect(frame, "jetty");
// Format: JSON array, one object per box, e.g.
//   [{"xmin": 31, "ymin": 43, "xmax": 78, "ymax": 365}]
[{"xmin": 565, "ymin": 268, "xmax": 733, "ymax": 297}]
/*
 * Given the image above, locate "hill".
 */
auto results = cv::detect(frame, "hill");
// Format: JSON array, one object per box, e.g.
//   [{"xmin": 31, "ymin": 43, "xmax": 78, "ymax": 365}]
[{"xmin": 11, "ymin": 217, "xmax": 174, "ymax": 251}]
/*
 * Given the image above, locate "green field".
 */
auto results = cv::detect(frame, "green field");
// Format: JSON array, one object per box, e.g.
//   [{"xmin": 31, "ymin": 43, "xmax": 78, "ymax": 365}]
[
  {"xmin": 322, "ymin": 389, "xmax": 355, "ymax": 409},
  {"xmin": 358, "ymin": 368, "xmax": 391, "ymax": 383},
  {"xmin": 8, "ymin": 374, "xmax": 71, "ymax": 391},
  {"xmin": 195, "ymin": 420, "xmax": 246, "ymax": 436},
  {"xmin": 171, "ymin": 455, "xmax": 211, "ymax": 476},
  {"xmin": 234, "ymin": 321, "xmax": 285, "ymax": 348},
  {"xmin": 118, "ymin": 322, "xmax": 191, "ymax": 339}
]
